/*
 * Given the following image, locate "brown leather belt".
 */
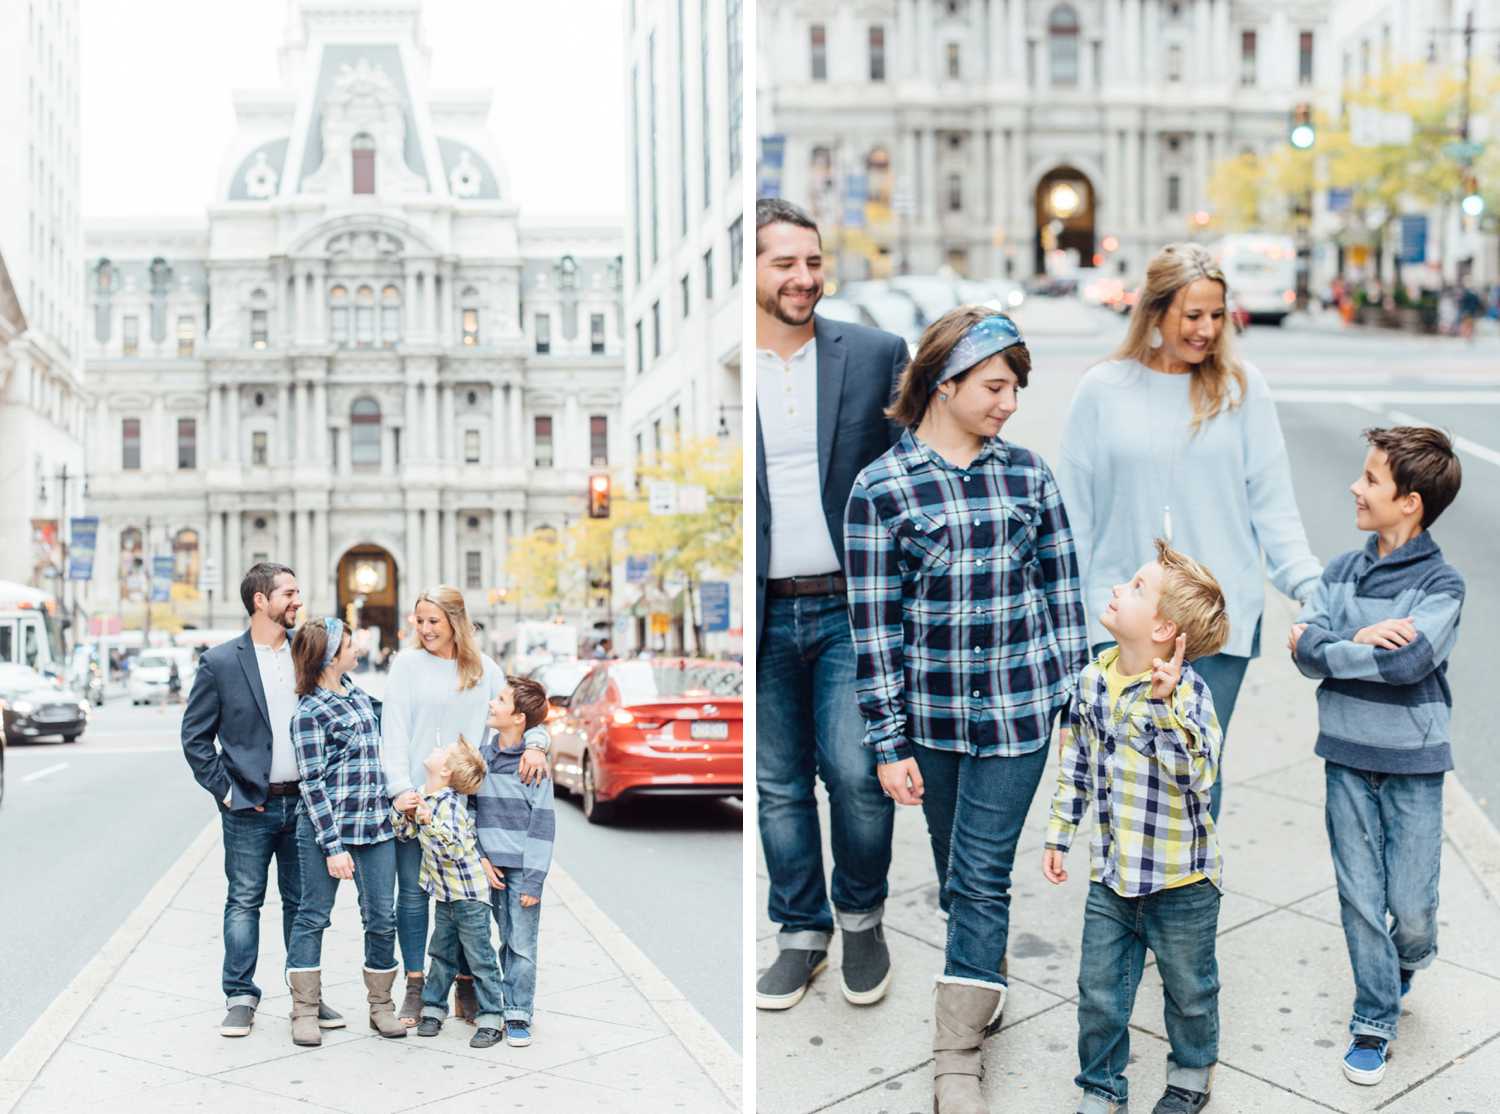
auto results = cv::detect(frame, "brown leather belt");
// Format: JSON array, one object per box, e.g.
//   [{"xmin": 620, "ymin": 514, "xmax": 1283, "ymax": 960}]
[
  {"xmin": 767, "ymin": 574, "xmax": 847, "ymax": 598},
  {"xmin": 267, "ymin": 781, "xmax": 302, "ymax": 797}
]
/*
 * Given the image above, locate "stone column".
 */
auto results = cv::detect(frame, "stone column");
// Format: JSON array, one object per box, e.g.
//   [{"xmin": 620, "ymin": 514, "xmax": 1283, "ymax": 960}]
[
  {"xmin": 425, "ymin": 266, "xmax": 438, "ymax": 337},
  {"xmin": 313, "ymin": 263, "xmax": 327, "ymax": 340},
  {"xmin": 508, "ymin": 381, "xmax": 524, "ymax": 465},
  {"xmin": 426, "ymin": 382, "xmax": 440, "ymax": 463},
  {"xmin": 1193, "ymin": 131, "xmax": 1206, "ymax": 216},
  {"xmin": 424, "ymin": 509, "xmax": 440, "ymax": 590},
  {"xmin": 441, "ymin": 384, "xmax": 456, "ymax": 463},
  {"xmin": 404, "ymin": 507, "xmax": 422, "ymax": 595},
  {"xmin": 297, "ymin": 510, "xmax": 313, "ymax": 594},
  {"xmin": 277, "ymin": 510, "xmax": 292, "ymax": 564},
  {"xmin": 381, "ymin": 426, "xmax": 397, "ymax": 476},
  {"xmin": 1006, "ymin": 129, "xmax": 1023, "ymax": 255},
  {"xmin": 226, "ymin": 510, "xmax": 242, "ymax": 581},
  {"xmin": 280, "ymin": 384, "xmax": 294, "ymax": 463},
  {"xmin": 295, "ymin": 384, "xmax": 309, "ymax": 465},
  {"xmin": 207, "ymin": 386, "xmax": 221, "ymax": 466},
  {"xmin": 564, "ymin": 395, "xmax": 580, "ymax": 469},
  {"xmin": 437, "ymin": 268, "xmax": 451, "ymax": 345},
  {"xmin": 405, "ymin": 381, "xmax": 421, "ymax": 464},
  {"xmin": 1143, "ymin": 130, "xmax": 1158, "ymax": 229},
  {"xmin": 313, "ymin": 381, "xmax": 328, "ymax": 465},
  {"xmin": 1103, "ymin": 128, "xmax": 1118, "ymax": 234},
  {"xmin": 403, "ymin": 261, "xmax": 420, "ymax": 338},
  {"xmin": 492, "ymin": 381, "xmax": 506, "ymax": 467},
  {"xmin": 444, "ymin": 506, "xmax": 460, "ymax": 589},
  {"xmin": 491, "ymin": 510, "xmax": 507, "ymax": 589},
  {"xmin": 313, "ymin": 509, "xmax": 330, "ymax": 609},
  {"xmin": 208, "ymin": 510, "xmax": 224, "ymax": 596},
  {"xmin": 1008, "ymin": 0, "xmax": 1024, "ymax": 78},
  {"xmin": 226, "ymin": 387, "xmax": 240, "ymax": 465}
]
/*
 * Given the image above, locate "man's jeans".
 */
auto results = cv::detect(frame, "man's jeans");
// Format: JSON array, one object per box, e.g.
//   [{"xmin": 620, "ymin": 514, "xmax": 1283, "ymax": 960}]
[
  {"xmin": 758, "ymin": 593, "xmax": 893, "ymax": 948},
  {"xmin": 1076, "ymin": 880, "xmax": 1222, "ymax": 1112},
  {"xmin": 913, "ymin": 743, "xmax": 1048, "ymax": 985},
  {"xmin": 422, "ymin": 899, "xmax": 504, "ymax": 1030},
  {"xmin": 221, "ymin": 796, "xmax": 302, "ymax": 1007},
  {"xmin": 285, "ymin": 812, "xmax": 398, "ymax": 972},
  {"xmin": 491, "ymin": 884, "xmax": 543, "ymax": 1022},
  {"xmin": 1325, "ymin": 762, "xmax": 1443, "ymax": 1040}
]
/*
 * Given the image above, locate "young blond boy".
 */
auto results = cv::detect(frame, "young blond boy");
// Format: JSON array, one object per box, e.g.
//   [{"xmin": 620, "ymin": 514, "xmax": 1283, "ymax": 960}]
[{"xmin": 1044, "ymin": 540, "xmax": 1230, "ymax": 1114}]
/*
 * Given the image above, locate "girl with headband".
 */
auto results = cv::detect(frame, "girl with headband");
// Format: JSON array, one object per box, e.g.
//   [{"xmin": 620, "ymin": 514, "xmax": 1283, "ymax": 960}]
[
  {"xmin": 283, "ymin": 616, "xmax": 405, "ymax": 1047},
  {"xmin": 844, "ymin": 305, "xmax": 1089, "ymax": 1114}
]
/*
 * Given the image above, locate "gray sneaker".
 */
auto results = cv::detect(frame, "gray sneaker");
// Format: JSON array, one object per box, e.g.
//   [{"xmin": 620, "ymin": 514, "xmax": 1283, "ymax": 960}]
[
  {"xmin": 839, "ymin": 925, "xmax": 892, "ymax": 1005},
  {"xmin": 219, "ymin": 1003, "xmax": 255, "ymax": 1037},
  {"xmin": 317, "ymin": 1001, "xmax": 345, "ymax": 1030},
  {"xmin": 756, "ymin": 948, "xmax": 828, "ymax": 1010},
  {"xmin": 1153, "ymin": 1084, "xmax": 1211, "ymax": 1113}
]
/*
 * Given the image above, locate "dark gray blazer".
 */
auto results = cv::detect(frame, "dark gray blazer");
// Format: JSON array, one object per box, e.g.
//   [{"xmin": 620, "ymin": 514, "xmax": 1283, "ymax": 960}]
[
  {"xmin": 755, "ymin": 314, "xmax": 909, "ymax": 652},
  {"xmin": 180, "ymin": 630, "xmax": 282, "ymax": 810}
]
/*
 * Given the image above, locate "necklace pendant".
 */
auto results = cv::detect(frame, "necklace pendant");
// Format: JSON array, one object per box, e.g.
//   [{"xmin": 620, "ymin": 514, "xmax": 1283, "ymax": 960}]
[{"xmin": 1163, "ymin": 505, "xmax": 1173, "ymax": 543}]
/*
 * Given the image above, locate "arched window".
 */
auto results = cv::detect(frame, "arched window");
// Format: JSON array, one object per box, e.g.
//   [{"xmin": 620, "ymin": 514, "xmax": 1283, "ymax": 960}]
[
  {"xmin": 1049, "ymin": 5, "xmax": 1080, "ymax": 85},
  {"xmin": 350, "ymin": 397, "xmax": 381, "ymax": 469},
  {"xmin": 461, "ymin": 286, "xmax": 479, "ymax": 346},
  {"xmin": 329, "ymin": 285, "xmax": 349, "ymax": 345},
  {"xmin": 381, "ymin": 285, "xmax": 401, "ymax": 347},
  {"xmin": 355, "ymin": 285, "xmax": 375, "ymax": 347},
  {"xmin": 173, "ymin": 528, "xmax": 200, "ymax": 587},
  {"xmin": 352, "ymin": 133, "xmax": 375, "ymax": 194}
]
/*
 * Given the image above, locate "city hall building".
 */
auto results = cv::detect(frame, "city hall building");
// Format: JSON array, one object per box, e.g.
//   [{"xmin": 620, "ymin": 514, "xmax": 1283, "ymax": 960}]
[{"xmin": 80, "ymin": 3, "xmax": 624, "ymax": 651}]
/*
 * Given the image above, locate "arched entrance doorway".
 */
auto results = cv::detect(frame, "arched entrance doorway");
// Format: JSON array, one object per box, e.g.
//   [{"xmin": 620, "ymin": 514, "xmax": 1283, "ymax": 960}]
[
  {"xmin": 336, "ymin": 545, "xmax": 399, "ymax": 655},
  {"xmin": 1034, "ymin": 166, "xmax": 1096, "ymax": 276}
]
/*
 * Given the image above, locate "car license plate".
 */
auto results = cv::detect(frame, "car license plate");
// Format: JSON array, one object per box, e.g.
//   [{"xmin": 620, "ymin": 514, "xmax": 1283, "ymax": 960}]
[
  {"xmin": 40, "ymin": 706, "xmax": 74, "ymax": 722},
  {"xmin": 689, "ymin": 721, "xmax": 728, "ymax": 740}
]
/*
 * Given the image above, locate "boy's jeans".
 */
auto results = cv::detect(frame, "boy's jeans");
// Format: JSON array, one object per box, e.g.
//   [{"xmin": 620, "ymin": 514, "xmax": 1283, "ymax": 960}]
[
  {"xmin": 1324, "ymin": 762, "xmax": 1443, "ymax": 1040},
  {"xmin": 285, "ymin": 813, "xmax": 397, "ymax": 972},
  {"xmin": 220, "ymin": 795, "xmax": 302, "ymax": 1008},
  {"xmin": 757, "ymin": 593, "xmax": 894, "ymax": 949},
  {"xmin": 422, "ymin": 898, "xmax": 504, "ymax": 1030},
  {"xmin": 491, "ymin": 885, "xmax": 543, "ymax": 1023},
  {"xmin": 1076, "ymin": 880, "xmax": 1221, "ymax": 1112},
  {"xmin": 912, "ymin": 742, "xmax": 1049, "ymax": 985},
  {"xmin": 394, "ymin": 836, "xmax": 471, "ymax": 978}
]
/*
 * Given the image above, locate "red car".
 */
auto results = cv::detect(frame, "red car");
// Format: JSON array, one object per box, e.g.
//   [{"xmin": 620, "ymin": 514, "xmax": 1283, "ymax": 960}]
[{"xmin": 548, "ymin": 658, "xmax": 742, "ymax": 823}]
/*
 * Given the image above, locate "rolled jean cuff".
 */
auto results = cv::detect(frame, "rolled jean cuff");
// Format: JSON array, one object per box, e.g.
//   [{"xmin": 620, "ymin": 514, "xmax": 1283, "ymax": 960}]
[
  {"xmin": 1350, "ymin": 1013, "xmax": 1397, "ymax": 1040},
  {"xmin": 778, "ymin": 929, "xmax": 832, "ymax": 952},
  {"xmin": 475, "ymin": 1012, "xmax": 502, "ymax": 1029},
  {"xmin": 1165, "ymin": 1057, "xmax": 1214, "ymax": 1095},
  {"xmin": 225, "ymin": 993, "xmax": 260, "ymax": 1010},
  {"xmin": 835, "ymin": 904, "xmax": 884, "ymax": 933},
  {"xmin": 1076, "ymin": 1085, "xmax": 1127, "ymax": 1114},
  {"xmin": 1399, "ymin": 946, "xmax": 1437, "ymax": 971},
  {"xmin": 503, "ymin": 1009, "xmax": 532, "ymax": 1023},
  {"xmin": 421, "ymin": 1004, "xmax": 448, "ymax": 1021}
]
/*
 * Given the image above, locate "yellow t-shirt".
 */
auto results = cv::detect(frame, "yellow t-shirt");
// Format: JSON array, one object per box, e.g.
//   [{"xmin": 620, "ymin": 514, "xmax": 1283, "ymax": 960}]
[{"xmin": 1102, "ymin": 651, "xmax": 1206, "ymax": 891}]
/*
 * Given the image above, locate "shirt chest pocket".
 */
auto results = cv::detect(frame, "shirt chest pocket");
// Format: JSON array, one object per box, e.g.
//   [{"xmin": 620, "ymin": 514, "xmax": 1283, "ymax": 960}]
[{"xmin": 896, "ymin": 511, "xmax": 951, "ymax": 575}]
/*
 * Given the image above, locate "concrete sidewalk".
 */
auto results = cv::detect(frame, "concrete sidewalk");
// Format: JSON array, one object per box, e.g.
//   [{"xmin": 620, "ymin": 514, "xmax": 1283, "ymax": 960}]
[
  {"xmin": 756, "ymin": 589, "xmax": 1500, "ymax": 1114},
  {"xmin": 1, "ymin": 825, "xmax": 740, "ymax": 1113}
]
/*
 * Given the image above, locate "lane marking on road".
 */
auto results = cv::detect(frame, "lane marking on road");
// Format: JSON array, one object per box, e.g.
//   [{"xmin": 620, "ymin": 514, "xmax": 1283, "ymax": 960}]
[
  {"xmin": 1382, "ymin": 407, "xmax": 1500, "ymax": 470},
  {"xmin": 19, "ymin": 764, "xmax": 68, "ymax": 783},
  {"xmin": 6, "ymin": 745, "xmax": 180, "ymax": 757},
  {"xmin": 1272, "ymin": 391, "xmax": 1500, "ymax": 471}
]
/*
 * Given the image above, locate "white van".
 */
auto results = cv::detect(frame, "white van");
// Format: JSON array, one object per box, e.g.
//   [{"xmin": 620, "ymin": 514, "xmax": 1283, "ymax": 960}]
[{"xmin": 0, "ymin": 580, "xmax": 65, "ymax": 678}]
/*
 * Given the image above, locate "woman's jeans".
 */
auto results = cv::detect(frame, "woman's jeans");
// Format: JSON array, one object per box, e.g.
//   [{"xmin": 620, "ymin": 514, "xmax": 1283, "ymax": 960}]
[
  {"xmin": 286, "ymin": 813, "xmax": 397, "ymax": 972},
  {"xmin": 421, "ymin": 899, "xmax": 504, "ymax": 1030},
  {"xmin": 1324, "ymin": 762, "xmax": 1443, "ymax": 1040},
  {"xmin": 1075, "ymin": 880, "xmax": 1222, "ymax": 1112},
  {"xmin": 395, "ymin": 834, "xmax": 470, "ymax": 977},
  {"xmin": 491, "ymin": 884, "xmax": 544, "ymax": 1022},
  {"xmin": 912, "ymin": 743, "xmax": 1049, "ymax": 986}
]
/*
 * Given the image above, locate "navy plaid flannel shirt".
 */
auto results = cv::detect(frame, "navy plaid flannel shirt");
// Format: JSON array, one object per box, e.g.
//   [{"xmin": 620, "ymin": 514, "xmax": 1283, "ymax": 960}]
[
  {"xmin": 845, "ymin": 431, "xmax": 1089, "ymax": 764},
  {"xmin": 294, "ymin": 681, "xmax": 395, "ymax": 856}
]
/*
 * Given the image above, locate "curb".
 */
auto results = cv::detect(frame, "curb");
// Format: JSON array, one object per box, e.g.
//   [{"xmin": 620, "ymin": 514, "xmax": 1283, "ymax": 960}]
[
  {"xmin": 0, "ymin": 816, "xmax": 221, "ymax": 1114},
  {"xmin": 1446, "ymin": 777, "xmax": 1500, "ymax": 908}
]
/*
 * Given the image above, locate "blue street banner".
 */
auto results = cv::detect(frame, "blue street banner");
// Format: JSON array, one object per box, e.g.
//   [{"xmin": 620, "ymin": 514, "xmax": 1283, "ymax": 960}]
[
  {"xmin": 1326, "ymin": 188, "xmax": 1353, "ymax": 213},
  {"xmin": 67, "ymin": 516, "xmax": 98, "ymax": 580},
  {"xmin": 625, "ymin": 555, "xmax": 655, "ymax": 584},
  {"xmin": 151, "ymin": 555, "xmax": 174, "ymax": 603},
  {"xmin": 843, "ymin": 173, "xmax": 869, "ymax": 229},
  {"xmin": 701, "ymin": 581, "xmax": 731, "ymax": 633},
  {"xmin": 1398, "ymin": 214, "xmax": 1427, "ymax": 263},
  {"xmin": 758, "ymin": 134, "xmax": 786, "ymax": 199}
]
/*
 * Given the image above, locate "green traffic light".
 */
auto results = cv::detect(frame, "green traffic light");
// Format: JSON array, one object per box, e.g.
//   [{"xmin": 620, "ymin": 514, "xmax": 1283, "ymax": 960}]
[{"xmin": 1290, "ymin": 123, "xmax": 1315, "ymax": 149}]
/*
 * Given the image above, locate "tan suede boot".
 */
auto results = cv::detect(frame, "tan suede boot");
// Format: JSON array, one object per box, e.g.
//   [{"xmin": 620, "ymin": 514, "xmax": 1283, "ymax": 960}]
[
  {"xmin": 364, "ymin": 967, "xmax": 408, "ymax": 1038},
  {"xmin": 932, "ymin": 978, "xmax": 1005, "ymax": 1114},
  {"xmin": 287, "ymin": 970, "xmax": 322, "ymax": 1047}
]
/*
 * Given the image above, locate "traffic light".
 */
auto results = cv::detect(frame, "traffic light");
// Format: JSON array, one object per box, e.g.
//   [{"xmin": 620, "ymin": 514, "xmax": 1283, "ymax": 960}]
[
  {"xmin": 587, "ymin": 473, "xmax": 611, "ymax": 518},
  {"xmin": 1289, "ymin": 102, "xmax": 1315, "ymax": 150},
  {"xmin": 1461, "ymin": 174, "xmax": 1484, "ymax": 217}
]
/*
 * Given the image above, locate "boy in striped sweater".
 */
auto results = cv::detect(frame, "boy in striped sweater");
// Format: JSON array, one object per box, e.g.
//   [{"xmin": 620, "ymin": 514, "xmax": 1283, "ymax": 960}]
[
  {"xmin": 1289, "ymin": 427, "xmax": 1464, "ymax": 1088},
  {"xmin": 473, "ymin": 675, "xmax": 555, "ymax": 1047}
]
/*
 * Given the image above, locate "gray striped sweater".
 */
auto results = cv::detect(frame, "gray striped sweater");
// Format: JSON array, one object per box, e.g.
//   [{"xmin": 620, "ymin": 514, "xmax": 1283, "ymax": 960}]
[
  {"xmin": 472, "ymin": 726, "xmax": 556, "ymax": 898},
  {"xmin": 1293, "ymin": 531, "xmax": 1464, "ymax": 774}
]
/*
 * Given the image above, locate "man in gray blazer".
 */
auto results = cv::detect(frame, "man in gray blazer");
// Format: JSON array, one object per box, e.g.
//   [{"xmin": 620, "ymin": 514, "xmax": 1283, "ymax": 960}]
[
  {"xmin": 181, "ymin": 562, "xmax": 343, "ymax": 1038},
  {"xmin": 755, "ymin": 199, "xmax": 909, "ymax": 1011}
]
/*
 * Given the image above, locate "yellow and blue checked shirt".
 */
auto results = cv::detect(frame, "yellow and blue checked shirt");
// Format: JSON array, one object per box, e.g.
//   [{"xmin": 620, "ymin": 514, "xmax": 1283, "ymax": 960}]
[
  {"xmin": 391, "ymin": 787, "xmax": 488, "ymax": 903},
  {"xmin": 1045, "ymin": 647, "xmax": 1224, "ymax": 897}
]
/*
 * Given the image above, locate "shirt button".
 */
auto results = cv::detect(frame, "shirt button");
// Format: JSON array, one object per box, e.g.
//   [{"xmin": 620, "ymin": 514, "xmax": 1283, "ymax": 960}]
[
  {"xmin": 972, "ymin": 689, "xmax": 981, "ymax": 698},
  {"xmin": 974, "ymin": 518, "xmax": 981, "ymax": 526},
  {"xmin": 973, "ymin": 646, "xmax": 982, "ymax": 655},
  {"xmin": 962, "ymin": 474, "xmax": 971, "ymax": 482}
]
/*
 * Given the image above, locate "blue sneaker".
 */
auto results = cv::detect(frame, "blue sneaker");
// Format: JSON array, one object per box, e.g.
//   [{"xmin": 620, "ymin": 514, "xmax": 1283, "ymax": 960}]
[
  {"xmin": 1343, "ymin": 1035, "xmax": 1388, "ymax": 1085},
  {"xmin": 505, "ymin": 1020, "xmax": 532, "ymax": 1047},
  {"xmin": 1400, "ymin": 968, "xmax": 1414, "ymax": 998}
]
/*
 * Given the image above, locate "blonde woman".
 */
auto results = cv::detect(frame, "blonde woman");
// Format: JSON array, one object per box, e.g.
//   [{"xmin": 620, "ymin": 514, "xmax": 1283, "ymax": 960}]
[
  {"xmin": 381, "ymin": 586, "xmax": 550, "ymax": 1024},
  {"xmin": 1058, "ymin": 243, "xmax": 1321, "ymax": 821}
]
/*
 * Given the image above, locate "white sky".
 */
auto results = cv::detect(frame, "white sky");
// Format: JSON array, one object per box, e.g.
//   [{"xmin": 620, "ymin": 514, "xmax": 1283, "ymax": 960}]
[{"xmin": 80, "ymin": 0, "xmax": 625, "ymax": 222}]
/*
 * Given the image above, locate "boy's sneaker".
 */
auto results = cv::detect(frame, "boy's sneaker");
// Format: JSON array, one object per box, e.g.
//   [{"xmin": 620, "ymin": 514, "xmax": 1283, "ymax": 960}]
[
  {"xmin": 471, "ymin": 1026, "xmax": 504, "ymax": 1049},
  {"xmin": 1152, "ymin": 1084, "xmax": 1211, "ymax": 1112},
  {"xmin": 1343, "ymin": 1035, "xmax": 1389, "ymax": 1085},
  {"xmin": 840, "ymin": 926, "xmax": 892, "ymax": 1006},
  {"xmin": 505, "ymin": 1020, "xmax": 532, "ymax": 1047},
  {"xmin": 756, "ymin": 948, "xmax": 828, "ymax": 1010},
  {"xmin": 219, "ymin": 1003, "xmax": 255, "ymax": 1038},
  {"xmin": 1400, "ymin": 969, "xmax": 1414, "ymax": 997},
  {"xmin": 415, "ymin": 1017, "xmax": 442, "ymax": 1038}
]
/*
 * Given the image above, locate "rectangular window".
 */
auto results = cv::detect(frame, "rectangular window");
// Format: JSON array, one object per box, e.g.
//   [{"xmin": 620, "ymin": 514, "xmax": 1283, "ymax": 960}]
[
  {"xmin": 355, "ymin": 300, "xmax": 374, "ymax": 347},
  {"xmin": 869, "ymin": 25, "xmax": 886, "ymax": 81},
  {"xmin": 590, "ymin": 415, "xmax": 608, "ymax": 466},
  {"xmin": 122, "ymin": 315, "xmax": 138, "ymax": 355},
  {"xmin": 177, "ymin": 418, "xmax": 196, "ymax": 470},
  {"xmin": 1166, "ymin": 174, "xmax": 1182, "ymax": 214},
  {"xmin": 947, "ymin": 174, "xmax": 962, "ymax": 212},
  {"xmin": 727, "ymin": 0, "xmax": 742, "ymax": 176},
  {"xmin": 465, "ymin": 550, "xmax": 483, "ymax": 590},
  {"xmin": 652, "ymin": 301, "xmax": 662, "ymax": 357},
  {"xmin": 464, "ymin": 429, "xmax": 481, "ymax": 464},
  {"xmin": 176, "ymin": 315, "xmax": 195, "ymax": 357},
  {"xmin": 590, "ymin": 313, "xmax": 606, "ymax": 354},
  {"xmin": 533, "ymin": 416, "xmax": 554, "ymax": 468},
  {"xmin": 635, "ymin": 319, "xmax": 645, "ymax": 374},
  {"xmin": 946, "ymin": 42, "xmax": 960, "ymax": 79},
  {"xmin": 462, "ymin": 308, "xmax": 479, "ymax": 346},
  {"xmin": 1299, "ymin": 30, "xmax": 1315, "ymax": 86},
  {"xmin": 535, "ymin": 313, "xmax": 551, "ymax": 354},
  {"xmin": 252, "ymin": 431, "xmax": 268, "ymax": 467},
  {"xmin": 121, "ymin": 417, "xmax": 140, "ymax": 470},
  {"xmin": 701, "ymin": 0, "xmax": 712, "ymax": 207},
  {"xmin": 1240, "ymin": 30, "xmax": 1257, "ymax": 86},
  {"xmin": 681, "ymin": 274, "xmax": 691, "ymax": 318},
  {"xmin": 250, "ymin": 309, "xmax": 268, "ymax": 349},
  {"xmin": 704, "ymin": 247, "xmax": 715, "ymax": 301},
  {"xmin": 728, "ymin": 217, "xmax": 743, "ymax": 286},
  {"xmin": 810, "ymin": 23, "xmax": 827, "ymax": 80},
  {"xmin": 648, "ymin": 31, "xmax": 660, "ymax": 264}
]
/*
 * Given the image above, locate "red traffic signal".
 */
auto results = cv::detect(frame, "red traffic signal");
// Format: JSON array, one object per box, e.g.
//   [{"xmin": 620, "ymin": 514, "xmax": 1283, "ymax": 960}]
[{"xmin": 588, "ymin": 473, "xmax": 611, "ymax": 518}]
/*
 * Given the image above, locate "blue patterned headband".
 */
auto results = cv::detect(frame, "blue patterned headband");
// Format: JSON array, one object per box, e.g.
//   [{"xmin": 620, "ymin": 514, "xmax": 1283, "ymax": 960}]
[
  {"xmin": 932, "ymin": 314, "xmax": 1025, "ymax": 392},
  {"xmin": 321, "ymin": 617, "xmax": 345, "ymax": 669}
]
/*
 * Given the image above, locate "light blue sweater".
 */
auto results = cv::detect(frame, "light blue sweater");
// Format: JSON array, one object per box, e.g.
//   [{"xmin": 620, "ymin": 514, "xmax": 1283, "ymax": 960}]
[{"xmin": 1057, "ymin": 358, "xmax": 1322, "ymax": 658}]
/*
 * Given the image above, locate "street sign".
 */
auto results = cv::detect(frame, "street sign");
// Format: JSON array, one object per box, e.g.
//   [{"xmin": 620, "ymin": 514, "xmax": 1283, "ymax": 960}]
[
  {"xmin": 201, "ymin": 557, "xmax": 219, "ymax": 588},
  {"xmin": 625, "ymin": 555, "xmax": 655, "ymax": 583},
  {"xmin": 1443, "ymin": 140, "xmax": 1486, "ymax": 161},
  {"xmin": 1398, "ymin": 214, "xmax": 1427, "ymax": 263},
  {"xmin": 701, "ymin": 581, "xmax": 731, "ymax": 633},
  {"xmin": 67, "ymin": 516, "xmax": 98, "ymax": 580},
  {"xmin": 648, "ymin": 482, "xmax": 676, "ymax": 515},
  {"xmin": 1326, "ymin": 188, "xmax": 1354, "ymax": 213},
  {"xmin": 676, "ymin": 484, "xmax": 708, "ymax": 514},
  {"xmin": 758, "ymin": 134, "xmax": 786, "ymax": 199},
  {"xmin": 150, "ymin": 555, "xmax": 174, "ymax": 603},
  {"xmin": 843, "ymin": 173, "xmax": 869, "ymax": 229}
]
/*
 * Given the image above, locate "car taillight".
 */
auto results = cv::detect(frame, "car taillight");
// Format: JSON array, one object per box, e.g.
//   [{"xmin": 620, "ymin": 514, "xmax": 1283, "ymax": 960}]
[
  {"xmin": 1283, "ymin": 289, "xmax": 1296, "ymax": 304},
  {"xmin": 547, "ymin": 705, "xmax": 564, "ymax": 722},
  {"xmin": 612, "ymin": 708, "xmax": 664, "ymax": 729},
  {"xmin": 612, "ymin": 708, "xmax": 634, "ymax": 725}
]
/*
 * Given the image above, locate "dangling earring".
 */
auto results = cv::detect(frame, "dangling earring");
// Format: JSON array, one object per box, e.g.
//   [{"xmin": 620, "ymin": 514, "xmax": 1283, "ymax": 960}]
[{"xmin": 1150, "ymin": 325, "xmax": 1163, "ymax": 348}]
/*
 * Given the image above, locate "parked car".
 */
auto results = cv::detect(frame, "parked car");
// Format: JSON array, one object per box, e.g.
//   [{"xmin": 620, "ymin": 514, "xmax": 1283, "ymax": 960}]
[
  {"xmin": 0, "ymin": 698, "xmax": 7, "ymax": 806},
  {"xmin": 547, "ymin": 658, "xmax": 742, "ymax": 824},
  {"xmin": 956, "ymin": 278, "xmax": 1027, "ymax": 312},
  {"xmin": 128, "ymin": 649, "xmax": 194, "ymax": 705},
  {"xmin": 526, "ymin": 660, "xmax": 592, "ymax": 725},
  {"xmin": 0, "ymin": 662, "xmax": 89, "ymax": 743}
]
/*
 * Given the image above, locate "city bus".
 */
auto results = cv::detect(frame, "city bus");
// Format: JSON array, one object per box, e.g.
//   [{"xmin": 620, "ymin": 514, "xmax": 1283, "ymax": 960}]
[
  {"xmin": 0, "ymin": 580, "xmax": 65, "ymax": 675},
  {"xmin": 1207, "ymin": 234, "xmax": 1298, "ymax": 325}
]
